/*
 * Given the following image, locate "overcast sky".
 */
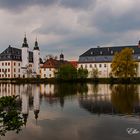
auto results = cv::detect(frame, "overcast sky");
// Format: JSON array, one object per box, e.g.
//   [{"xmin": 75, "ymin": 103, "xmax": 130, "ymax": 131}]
[{"xmin": 0, "ymin": 0, "xmax": 140, "ymax": 60}]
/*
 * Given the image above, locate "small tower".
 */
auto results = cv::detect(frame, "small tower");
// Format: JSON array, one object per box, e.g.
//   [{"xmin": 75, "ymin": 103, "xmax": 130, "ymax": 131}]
[
  {"xmin": 33, "ymin": 38, "xmax": 40, "ymax": 77},
  {"xmin": 21, "ymin": 34, "xmax": 29, "ymax": 78},
  {"xmin": 138, "ymin": 40, "xmax": 140, "ymax": 48},
  {"xmin": 60, "ymin": 51, "xmax": 64, "ymax": 61}
]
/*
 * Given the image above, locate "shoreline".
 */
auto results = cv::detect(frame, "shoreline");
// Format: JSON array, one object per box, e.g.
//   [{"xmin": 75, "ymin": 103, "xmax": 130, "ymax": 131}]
[{"xmin": 0, "ymin": 77, "xmax": 140, "ymax": 84}]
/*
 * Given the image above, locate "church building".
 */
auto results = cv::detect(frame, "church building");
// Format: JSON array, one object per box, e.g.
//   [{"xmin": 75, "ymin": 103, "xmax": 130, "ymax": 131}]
[{"xmin": 0, "ymin": 35, "xmax": 42, "ymax": 78}]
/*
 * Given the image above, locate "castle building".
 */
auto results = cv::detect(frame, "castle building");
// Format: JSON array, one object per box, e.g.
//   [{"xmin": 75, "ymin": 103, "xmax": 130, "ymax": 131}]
[
  {"xmin": 0, "ymin": 35, "xmax": 43, "ymax": 78},
  {"xmin": 78, "ymin": 41, "xmax": 140, "ymax": 78},
  {"xmin": 40, "ymin": 53, "xmax": 72, "ymax": 78}
]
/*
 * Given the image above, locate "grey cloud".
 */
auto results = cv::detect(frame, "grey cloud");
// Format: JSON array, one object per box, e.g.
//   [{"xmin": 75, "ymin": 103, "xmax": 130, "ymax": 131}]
[
  {"xmin": 59, "ymin": 0, "xmax": 95, "ymax": 10},
  {"xmin": 94, "ymin": 10, "xmax": 140, "ymax": 32},
  {"xmin": 0, "ymin": 0, "xmax": 58, "ymax": 11},
  {"xmin": 34, "ymin": 24, "xmax": 73, "ymax": 35}
]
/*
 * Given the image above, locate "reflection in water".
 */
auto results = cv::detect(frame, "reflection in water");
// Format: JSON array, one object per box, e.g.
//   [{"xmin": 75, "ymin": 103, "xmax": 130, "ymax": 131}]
[
  {"xmin": 111, "ymin": 84, "xmax": 139, "ymax": 114},
  {"xmin": 79, "ymin": 84, "xmax": 140, "ymax": 115},
  {"xmin": 0, "ymin": 83, "xmax": 140, "ymax": 136}
]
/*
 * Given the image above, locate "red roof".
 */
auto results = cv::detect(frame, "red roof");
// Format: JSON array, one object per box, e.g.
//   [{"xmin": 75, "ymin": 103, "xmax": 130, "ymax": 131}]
[{"xmin": 69, "ymin": 61, "xmax": 78, "ymax": 68}]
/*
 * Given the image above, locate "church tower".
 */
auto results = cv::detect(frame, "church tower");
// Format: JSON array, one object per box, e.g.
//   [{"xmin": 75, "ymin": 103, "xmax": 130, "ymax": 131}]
[
  {"xmin": 60, "ymin": 52, "xmax": 64, "ymax": 61},
  {"xmin": 33, "ymin": 38, "xmax": 40, "ymax": 77},
  {"xmin": 21, "ymin": 34, "xmax": 29, "ymax": 78}
]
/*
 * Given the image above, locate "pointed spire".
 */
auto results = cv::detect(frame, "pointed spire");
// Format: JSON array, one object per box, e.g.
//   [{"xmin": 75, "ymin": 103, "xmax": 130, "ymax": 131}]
[
  {"xmin": 34, "ymin": 37, "xmax": 39, "ymax": 50},
  {"xmin": 22, "ymin": 33, "xmax": 29, "ymax": 48}
]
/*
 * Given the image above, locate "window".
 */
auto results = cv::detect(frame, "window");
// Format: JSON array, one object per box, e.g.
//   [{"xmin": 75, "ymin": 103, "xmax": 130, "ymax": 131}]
[
  {"xmin": 90, "ymin": 64, "xmax": 92, "ymax": 68},
  {"xmin": 44, "ymin": 74, "xmax": 46, "ymax": 78},
  {"xmin": 8, "ymin": 69, "xmax": 10, "ymax": 72},
  {"xmin": 5, "ymin": 62, "xmax": 7, "ymax": 66},
  {"xmin": 14, "ymin": 68, "xmax": 16, "ymax": 72},
  {"xmin": 14, "ymin": 62, "xmax": 16, "ymax": 66},
  {"xmin": 49, "ymin": 74, "xmax": 51, "ymax": 78},
  {"xmin": 18, "ymin": 74, "xmax": 20, "ymax": 78},
  {"xmin": 0, "ymin": 74, "xmax": 1, "ymax": 77},
  {"xmin": 8, "ymin": 62, "xmax": 10, "ymax": 66},
  {"xmin": 18, "ymin": 63, "xmax": 20, "ymax": 66},
  {"xmin": 14, "ymin": 74, "xmax": 16, "ymax": 78},
  {"xmin": 8, "ymin": 74, "xmax": 10, "ymax": 78},
  {"xmin": 0, "ymin": 69, "xmax": 1, "ymax": 72},
  {"xmin": 18, "ymin": 69, "xmax": 20, "ymax": 72},
  {"xmin": 94, "ymin": 64, "xmax": 97, "ymax": 68},
  {"xmin": 80, "ymin": 65, "xmax": 83, "ymax": 68},
  {"xmin": 44, "ymin": 68, "xmax": 46, "ymax": 71},
  {"xmin": 104, "ymin": 64, "xmax": 106, "ymax": 67},
  {"xmin": 99, "ymin": 64, "xmax": 102, "ymax": 68},
  {"xmin": 49, "ymin": 68, "xmax": 51, "ymax": 71},
  {"xmin": 2, "ymin": 63, "xmax": 4, "ymax": 66},
  {"xmin": 111, "ymin": 50, "xmax": 113, "ymax": 54},
  {"xmin": 100, "ymin": 51, "xmax": 102, "ymax": 55},
  {"xmin": 85, "ymin": 64, "xmax": 87, "ymax": 69}
]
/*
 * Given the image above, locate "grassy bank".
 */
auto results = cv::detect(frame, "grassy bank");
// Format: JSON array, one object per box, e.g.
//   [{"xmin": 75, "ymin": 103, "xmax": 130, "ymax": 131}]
[{"xmin": 0, "ymin": 77, "xmax": 140, "ymax": 84}]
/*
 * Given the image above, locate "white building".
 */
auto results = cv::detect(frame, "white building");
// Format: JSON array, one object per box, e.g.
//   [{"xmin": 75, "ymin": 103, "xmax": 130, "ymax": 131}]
[
  {"xmin": 40, "ymin": 53, "xmax": 70, "ymax": 78},
  {"xmin": 78, "ymin": 41, "xmax": 140, "ymax": 78},
  {"xmin": 0, "ymin": 35, "xmax": 43, "ymax": 78}
]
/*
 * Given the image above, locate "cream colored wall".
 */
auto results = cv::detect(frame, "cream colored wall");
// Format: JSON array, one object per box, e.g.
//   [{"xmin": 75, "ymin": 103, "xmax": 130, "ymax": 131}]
[{"xmin": 78, "ymin": 62, "xmax": 112, "ymax": 78}]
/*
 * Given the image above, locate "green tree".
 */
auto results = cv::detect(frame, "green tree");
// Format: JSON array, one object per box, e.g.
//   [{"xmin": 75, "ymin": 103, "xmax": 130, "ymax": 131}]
[
  {"xmin": 57, "ymin": 64, "xmax": 77, "ymax": 80},
  {"xmin": 111, "ymin": 48, "xmax": 137, "ymax": 78},
  {"xmin": 0, "ymin": 96, "xmax": 24, "ymax": 136},
  {"xmin": 77, "ymin": 68, "xmax": 88, "ymax": 79},
  {"xmin": 90, "ymin": 68, "xmax": 99, "ymax": 78}
]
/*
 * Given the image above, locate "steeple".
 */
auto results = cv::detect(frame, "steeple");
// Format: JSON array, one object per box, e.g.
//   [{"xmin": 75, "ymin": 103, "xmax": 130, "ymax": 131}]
[
  {"xmin": 60, "ymin": 50, "xmax": 64, "ymax": 61},
  {"xmin": 138, "ymin": 40, "xmax": 140, "ymax": 48},
  {"xmin": 34, "ymin": 38, "xmax": 39, "ymax": 50},
  {"xmin": 22, "ymin": 34, "xmax": 29, "ymax": 48}
]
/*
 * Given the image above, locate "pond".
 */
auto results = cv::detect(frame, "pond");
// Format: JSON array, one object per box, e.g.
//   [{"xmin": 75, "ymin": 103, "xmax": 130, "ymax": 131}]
[{"xmin": 0, "ymin": 83, "xmax": 140, "ymax": 140}]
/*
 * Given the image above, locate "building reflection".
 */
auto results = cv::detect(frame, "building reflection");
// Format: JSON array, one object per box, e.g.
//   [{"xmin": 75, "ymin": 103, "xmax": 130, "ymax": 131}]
[
  {"xmin": 79, "ymin": 84, "xmax": 140, "ymax": 115},
  {"xmin": 0, "ymin": 83, "xmax": 140, "ymax": 124}
]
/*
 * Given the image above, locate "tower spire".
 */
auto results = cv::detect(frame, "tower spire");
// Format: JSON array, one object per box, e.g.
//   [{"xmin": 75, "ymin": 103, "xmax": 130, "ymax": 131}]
[
  {"xmin": 34, "ymin": 37, "xmax": 39, "ymax": 50},
  {"xmin": 22, "ymin": 33, "xmax": 28, "ymax": 48}
]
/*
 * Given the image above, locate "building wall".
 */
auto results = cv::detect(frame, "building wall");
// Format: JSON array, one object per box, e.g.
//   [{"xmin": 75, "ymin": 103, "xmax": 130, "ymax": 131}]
[
  {"xmin": 78, "ymin": 62, "xmax": 112, "ymax": 78},
  {"xmin": 33, "ymin": 50, "xmax": 40, "ymax": 75},
  {"xmin": 40, "ymin": 68, "xmax": 56, "ymax": 78}
]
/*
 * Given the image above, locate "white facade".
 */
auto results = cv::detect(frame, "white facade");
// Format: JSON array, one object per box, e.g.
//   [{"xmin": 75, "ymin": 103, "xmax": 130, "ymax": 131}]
[
  {"xmin": 78, "ymin": 62, "xmax": 112, "ymax": 78},
  {"xmin": 0, "ymin": 36, "xmax": 41, "ymax": 78},
  {"xmin": 40, "ymin": 68, "xmax": 56, "ymax": 78},
  {"xmin": 0, "ymin": 61, "xmax": 21, "ymax": 78},
  {"xmin": 33, "ymin": 49, "xmax": 40, "ymax": 76}
]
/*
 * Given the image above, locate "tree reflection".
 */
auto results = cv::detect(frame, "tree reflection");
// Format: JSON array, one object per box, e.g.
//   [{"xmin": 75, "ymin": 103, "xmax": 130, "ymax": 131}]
[
  {"xmin": 51, "ymin": 83, "xmax": 88, "ymax": 107},
  {"xmin": 0, "ymin": 96, "xmax": 24, "ymax": 136},
  {"xmin": 111, "ymin": 84, "xmax": 139, "ymax": 114}
]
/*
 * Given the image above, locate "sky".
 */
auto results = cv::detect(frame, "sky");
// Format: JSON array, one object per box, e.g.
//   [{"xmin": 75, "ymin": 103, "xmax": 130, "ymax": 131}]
[{"xmin": 0, "ymin": 0, "xmax": 140, "ymax": 60}]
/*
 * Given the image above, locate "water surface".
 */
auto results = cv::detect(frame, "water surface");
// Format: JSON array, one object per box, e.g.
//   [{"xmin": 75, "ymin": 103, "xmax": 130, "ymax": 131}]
[{"xmin": 0, "ymin": 83, "xmax": 140, "ymax": 140}]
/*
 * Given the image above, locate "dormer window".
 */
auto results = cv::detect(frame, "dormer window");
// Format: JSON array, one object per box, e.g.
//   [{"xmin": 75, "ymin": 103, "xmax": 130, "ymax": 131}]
[
  {"xmin": 111, "ymin": 50, "xmax": 113, "ymax": 54},
  {"xmin": 91, "ymin": 51, "xmax": 93, "ymax": 55}
]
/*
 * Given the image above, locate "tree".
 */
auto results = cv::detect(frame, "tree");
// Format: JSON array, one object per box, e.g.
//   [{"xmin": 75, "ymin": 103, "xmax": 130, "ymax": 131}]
[
  {"xmin": 111, "ymin": 48, "xmax": 138, "ymax": 78},
  {"xmin": 56, "ymin": 64, "xmax": 77, "ymax": 80},
  {"xmin": 77, "ymin": 68, "xmax": 88, "ymax": 79},
  {"xmin": 0, "ymin": 96, "xmax": 24, "ymax": 136},
  {"xmin": 90, "ymin": 68, "xmax": 99, "ymax": 78}
]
